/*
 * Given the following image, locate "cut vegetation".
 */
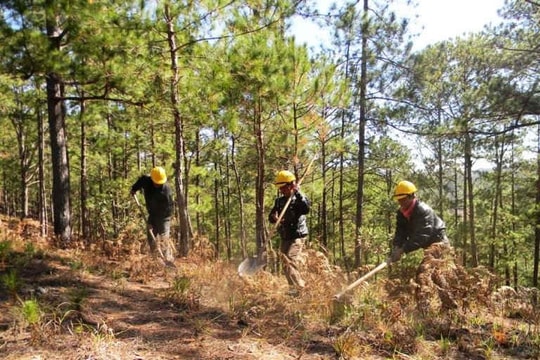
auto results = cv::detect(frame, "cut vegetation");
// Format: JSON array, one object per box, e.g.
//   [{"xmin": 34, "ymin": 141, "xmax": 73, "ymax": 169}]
[{"xmin": 0, "ymin": 216, "xmax": 538, "ymax": 359}]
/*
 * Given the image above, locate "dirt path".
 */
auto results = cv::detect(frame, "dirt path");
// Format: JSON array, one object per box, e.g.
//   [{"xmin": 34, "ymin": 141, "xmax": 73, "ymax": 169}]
[{"xmin": 1, "ymin": 250, "xmax": 337, "ymax": 360}]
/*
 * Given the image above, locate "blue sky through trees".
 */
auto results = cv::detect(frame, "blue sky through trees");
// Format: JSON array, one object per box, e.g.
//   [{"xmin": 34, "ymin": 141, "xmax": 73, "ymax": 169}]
[{"xmin": 289, "ymin": 0, "xmax": 505, "ymax": 51}]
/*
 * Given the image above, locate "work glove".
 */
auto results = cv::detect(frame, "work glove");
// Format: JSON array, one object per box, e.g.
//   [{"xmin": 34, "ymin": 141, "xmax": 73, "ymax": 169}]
[{"xmin": 390, "ymin": 246, "xmax": 404, "ymax": 263}]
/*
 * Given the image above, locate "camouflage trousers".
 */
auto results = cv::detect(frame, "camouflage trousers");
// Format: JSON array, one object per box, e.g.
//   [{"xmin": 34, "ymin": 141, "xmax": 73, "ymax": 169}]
[
  {"xmin": 147, "ymin": 217, "xmax": 175, "ymax": 262},
  {"xmin": 280, "ymin": 237, "xmax": 306, "ymax": 289}
]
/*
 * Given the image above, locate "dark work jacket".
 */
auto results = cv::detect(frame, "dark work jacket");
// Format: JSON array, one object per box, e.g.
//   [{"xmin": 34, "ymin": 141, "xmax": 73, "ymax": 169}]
[
  {"xmin": 131, "ymin": 175, "xmax": 174, "ymax": 221},
  {"xmin": 268, "ymin": 191, "xmax": 310, "ymax": 241},
  {"xmin": 392, "ymin": 200, "xmax": 446, "ymax": 253}
]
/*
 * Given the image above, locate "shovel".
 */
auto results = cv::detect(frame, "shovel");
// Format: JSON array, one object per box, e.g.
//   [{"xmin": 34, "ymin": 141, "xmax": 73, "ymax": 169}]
[
  {"xmin": 238, "ymin": 156, "xmax": 316, "ymax": 277},
  {"xmin": 133, "ymin": 194, "xmax": 176, "ymax": 268},
  {"xmin": 333, "ymin": 257, "xmax": 390, "ymax": 300},
  {"xmin": 237, "ymin": 193, "xmax": 292, "ymax": 276}
]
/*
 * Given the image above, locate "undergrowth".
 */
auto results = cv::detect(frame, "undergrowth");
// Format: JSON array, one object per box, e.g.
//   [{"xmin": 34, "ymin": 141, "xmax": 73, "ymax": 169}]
[{"xmin": 0, "ymin": 216, "xmax": 538, "ymax": 360}]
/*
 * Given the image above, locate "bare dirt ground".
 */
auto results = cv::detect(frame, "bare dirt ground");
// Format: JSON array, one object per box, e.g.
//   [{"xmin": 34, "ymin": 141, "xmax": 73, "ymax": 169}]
[
  {"xmin": 0, "ymin": 252, "xmax": 342, "ymax": 360},
  {"xmin": 1, "ymin": 216, "xmax": 539, "ymax": 360},
  {"xmin": 0, "ymin": 217, "xmax": 342, "ymax": 360}
]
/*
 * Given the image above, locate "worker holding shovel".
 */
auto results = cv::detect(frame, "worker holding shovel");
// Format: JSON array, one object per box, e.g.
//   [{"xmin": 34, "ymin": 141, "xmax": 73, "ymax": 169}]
[
  {"xmin": 269, "ymin": 170, "xmax": 311, "ymax": 295},
  {"xmin": 131, "ymin": 166, "xmax": 175, "ymax": 263}
]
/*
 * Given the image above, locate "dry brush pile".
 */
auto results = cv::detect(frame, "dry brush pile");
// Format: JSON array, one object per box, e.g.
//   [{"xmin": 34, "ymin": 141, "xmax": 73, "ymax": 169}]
[{"xmin": 0, "ymin": 216, "xmax": 539, "ymax": 359}]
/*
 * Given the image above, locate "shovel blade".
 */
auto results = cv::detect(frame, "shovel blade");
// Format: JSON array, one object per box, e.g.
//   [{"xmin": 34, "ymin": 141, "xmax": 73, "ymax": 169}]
[{"xmin": 238, "ymin": 252, "xmax": 267, "ymax": 276}]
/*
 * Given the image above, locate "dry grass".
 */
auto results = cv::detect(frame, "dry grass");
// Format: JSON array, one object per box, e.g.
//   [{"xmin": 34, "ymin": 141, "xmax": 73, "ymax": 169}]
[{"xmin": 0, "ymin": 215, "xmax": 539, "ymax": 359}]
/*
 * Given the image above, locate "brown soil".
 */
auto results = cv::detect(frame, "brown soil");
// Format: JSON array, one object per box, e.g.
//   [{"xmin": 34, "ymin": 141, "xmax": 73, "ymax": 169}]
[
  {"xmin": 0, "ymin": 217, "xmax": 539, "ymax": 360},
  {"xmin": 0, "ymin": 257, "xmax": 340, "ymax": 359},
  {"xmin": 0, "ymin": 218, "xmax": 340, "ymax": 360}
]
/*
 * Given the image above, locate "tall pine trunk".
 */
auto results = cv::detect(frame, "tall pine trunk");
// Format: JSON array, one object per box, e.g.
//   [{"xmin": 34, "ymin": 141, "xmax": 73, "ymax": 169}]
[
  {"xmin": 354, "ymin": 0, "xmax": 368, "ymax": 268},
  {"xmin": 45, "ymin": 5, "xmax": 71, "ymax": 246},
  {"xmin": 213, "ymin": 158, "xmax": 221, "ymax": 257},
  {"xmin": 37, "ymin": 102, "xmax": 48, "ymax": 237},
  {"xmin": 223, "ymin": 151, "xmax": 232, "ymax": 260},
  {"xmin": 339, "ymin": 43, "xmax": 351, "ymax": 268},
  {"xmin": 46, "ymin": 71, "xmax": 71, "ymax": 246},
  {"xmin": 165, "ymin": 5, "xmax": 191, "ymax": 257},
  {"xmin": 231, "ymin": 136, "xmax": 247, "ymax": 258},
  {"xmin": 80, "ymin": 99, "xmax": 90, "ymax": 242},
  {"xmin": 255, "ymin": 99, "xmax": 266, "ymax": 256},
  {"xmin": 464, "ymin": 131, "xmax": 477, "ymax": 267},
  {"xmin": 489, "ymin": 138, "xmax": 503, "ymax": 271},
  {"xmin": 321, "ymin": 132, "xmax": 328, "ymax": 249},
  {"xmin": 533, "ymin": 123, "xmax": 540, "ymax": 303}
]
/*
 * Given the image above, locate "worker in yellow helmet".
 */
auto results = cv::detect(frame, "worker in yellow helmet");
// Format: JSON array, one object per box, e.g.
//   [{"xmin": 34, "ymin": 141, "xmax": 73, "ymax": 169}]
[
  {"xmin": 131, "ymin": 166, "xmax": 175, "ymax": 262},
  {"xmin": 389, "ymin": 180, "xmax": 449, "ymax": 263},
  {"xmin": 269, "ymin": 170, "xmax": 311, "ymax": 295}
]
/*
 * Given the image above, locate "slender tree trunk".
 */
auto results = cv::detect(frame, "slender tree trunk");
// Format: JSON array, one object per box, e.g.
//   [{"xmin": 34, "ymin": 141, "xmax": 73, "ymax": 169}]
[
  {"xmin": 38, "ymin": 102, "xmax": 47, "ymax": 237},
  {"xmin": 533, "ymin": 123, "xmax": 540, "ymax": 303},
  {"xmin": 165, "ymin": 5, "xmax": 191, "ymax": 256},
  {"xmin": 453, "ymin": 165, "xmax": 458, "ymax": 257},
  {"xmin": 436, "ymin": 109, "xmax": 444, "ymax": 216},
  {"xmin": 339, "ymin": 121, "xmax": 345, "ymax": 263},
  {"xmin": 230, "ymin": 136, "xmax": 247, "ymax": 258},
  {"xmin": 321, "ymin": 137, "xmax": 328, "ymax": 248},
  {"xmin": 195, "ymin": 130, "xmax": 202, "ymax": 235},
  {"xmin": 508, "ymin": 138, "xmax": 517, "ymax": 288},
  {"xmin": 255, "ymin": 98, "xmax": 266, "ymax": 256},
  {"xmin": 464, "ymin": 131, "xmax": 477, "ymax": 267},
  {"xmin": 150, "ymin": 121, "xmax": 156, "ymax": 167},
  {"xmin": 354, "ymin": 0, "xmax": 368, "ymax": 268},
  {"xmin": 462, "ymin": 160, "xmax": 468, "ymax": 267},
  {"xmin": 339, "ymin": 42, "xmax": 351, "ymax": 268},
  {"xmin": 213, "ymin": 159, "xmax": 220, "ymax": 257},
  {"xmin": 385, "ymin": 170, "xmax": 393, "ymax": 239},
  {"xmin": 489, "ymin": 138, "xmax": 503, "ymax": 270},
  {"xmin": 45, "ymin": 6, "xmax": 71, "ymax": 246},
  {"xmin": 46, "ymin": 72, "xmax": 71, "ymax": 245},
  {"xmin": 106, "ymin": 113, "xmax": 120, "ymax": 237},
  {"xmin": 330, "ymin": 171, "xmax": 337, "ymax": 260},
  {"xmin": 224, "ymin": 151, "xmax": 232, "ymax": 260},
  {"xmin": 14, "ymin": 116, "xmax": 28, "ymax": 218},
  {"xmin": 80, "ymin": 99, "xmax": 90, "ymax": 242}
]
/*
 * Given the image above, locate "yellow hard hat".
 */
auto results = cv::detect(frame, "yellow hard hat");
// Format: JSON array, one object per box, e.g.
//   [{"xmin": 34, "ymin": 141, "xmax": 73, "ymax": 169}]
[
  {"xmin": 274, "ymin": 170, "xmax": 295, "ymax": 187},
  {"xmin": 393, "ymin": 180, "xmax": 417, "ymax": 200},
  {"xmin": 150, "ymin": 166, "xmax": 167, "ymax": 185}
]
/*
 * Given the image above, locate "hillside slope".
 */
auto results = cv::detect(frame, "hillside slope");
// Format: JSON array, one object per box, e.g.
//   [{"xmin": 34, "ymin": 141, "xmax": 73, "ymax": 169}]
[{"xmin": 0, "ymin": 216, "xmax": 538, "ymax": 359}]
